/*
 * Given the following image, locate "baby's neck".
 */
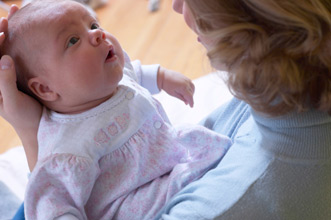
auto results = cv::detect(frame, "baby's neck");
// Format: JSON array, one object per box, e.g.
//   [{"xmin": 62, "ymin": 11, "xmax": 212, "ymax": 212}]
[{"xmin": 44, "ymin": 88, "xmax": 118, "ymax": 115}]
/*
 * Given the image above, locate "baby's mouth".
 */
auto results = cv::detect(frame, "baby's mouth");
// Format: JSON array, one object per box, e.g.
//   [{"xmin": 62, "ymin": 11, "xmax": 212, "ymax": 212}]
[{"xmin": 106, "ymin": 46, "xmax": 115, "ymax": 61}]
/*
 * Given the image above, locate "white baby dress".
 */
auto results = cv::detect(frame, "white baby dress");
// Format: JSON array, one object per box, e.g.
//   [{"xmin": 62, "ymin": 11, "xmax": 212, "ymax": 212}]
[{"xmin": 24, "ymin": 61, "xmax": 232, "ymax": 220}]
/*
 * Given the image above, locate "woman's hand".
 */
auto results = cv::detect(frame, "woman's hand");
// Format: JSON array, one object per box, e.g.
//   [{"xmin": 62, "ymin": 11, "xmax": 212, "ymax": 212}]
[
  {"xmin": 0, "ymin": 5, "xmax": 41, "ymax": 171},
  {"xmin": 0, "ymin": 55, "xmax": 41, "ymax": 171},
  {"xmin": 0, "ymin": 55, "xmax": 42, "ymax": 137},
  {"xmin": 157, "ymin": 67, "xmax": 195, "ymax": 107},
  {"xmin": 0, "ymin": 5, "xmax": 18, "ymax": 44}
]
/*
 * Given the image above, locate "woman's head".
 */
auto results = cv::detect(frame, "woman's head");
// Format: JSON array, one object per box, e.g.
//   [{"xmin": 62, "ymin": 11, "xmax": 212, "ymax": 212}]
[{"xmin": 179, "ymin": 0, "xmax": 331, "ymax": 116}]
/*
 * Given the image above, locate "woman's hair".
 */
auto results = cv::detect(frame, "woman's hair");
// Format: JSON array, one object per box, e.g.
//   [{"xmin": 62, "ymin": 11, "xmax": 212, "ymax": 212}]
[{"xmin": 186, "ymin": 0, "xmax": 331, "ymax": 116}]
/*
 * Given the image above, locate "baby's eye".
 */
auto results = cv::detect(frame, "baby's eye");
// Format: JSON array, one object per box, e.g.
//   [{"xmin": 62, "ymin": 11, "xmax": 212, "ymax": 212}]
[
  {"xmin": 91, "ymin": 23, "xmax": 99, "ymax": 30},
  {"xmin": 67, "ymin": 37, "xmax": 79, "ymax": 48}
]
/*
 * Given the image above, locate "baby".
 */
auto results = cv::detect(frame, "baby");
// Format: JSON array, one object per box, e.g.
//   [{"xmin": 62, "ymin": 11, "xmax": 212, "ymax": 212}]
[{"xmin": 2, "ymin": 0, "xmax": 231, "ymax": 219}]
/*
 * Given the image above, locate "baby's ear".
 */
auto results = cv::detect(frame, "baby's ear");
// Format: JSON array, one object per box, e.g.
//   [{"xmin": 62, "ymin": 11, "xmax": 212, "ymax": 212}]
[{"xmin": 28, "ymin": 77, "xmax": 58, "ymax": 102}]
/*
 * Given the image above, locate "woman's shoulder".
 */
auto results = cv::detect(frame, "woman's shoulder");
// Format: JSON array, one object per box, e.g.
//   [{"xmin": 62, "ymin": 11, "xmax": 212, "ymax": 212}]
[{"xmin": 200, "ymin": 98, "xmax": 251, "ymax": 139}]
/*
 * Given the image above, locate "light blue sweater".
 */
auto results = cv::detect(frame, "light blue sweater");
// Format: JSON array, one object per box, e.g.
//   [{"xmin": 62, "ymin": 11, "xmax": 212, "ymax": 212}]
[{"xmin": 157, "ymin": 98, "xmax": 331, "ymax": 220}]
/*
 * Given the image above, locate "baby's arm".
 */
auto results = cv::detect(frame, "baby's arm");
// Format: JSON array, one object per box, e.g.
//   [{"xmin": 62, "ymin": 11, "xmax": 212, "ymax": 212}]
[
  {"xmin": 157, "ymin": 67, "xmax": 195, "ymax": 107},
  {"xmin": 129, "ymin": 58, "xmax": 195, "ymax": 107},
  {"xmin": 0, "ymin": 10, "xmax": 41, "ymax": 171}
]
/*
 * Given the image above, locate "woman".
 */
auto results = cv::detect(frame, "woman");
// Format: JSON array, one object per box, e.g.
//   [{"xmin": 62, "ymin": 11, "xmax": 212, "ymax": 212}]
[
  {"xmin": 1, "ymin": 0, "xmax": 331, "ymax": 219},
  {"xmin": 158, "ymin": 0, "xmax": 331, "ymax": 219}
]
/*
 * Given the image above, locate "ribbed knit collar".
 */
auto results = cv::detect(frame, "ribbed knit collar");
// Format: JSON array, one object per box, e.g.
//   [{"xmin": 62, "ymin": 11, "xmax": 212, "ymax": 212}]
[{"xmin": 252, "ymin": 110, "xmax": 331, "ymax": 160}]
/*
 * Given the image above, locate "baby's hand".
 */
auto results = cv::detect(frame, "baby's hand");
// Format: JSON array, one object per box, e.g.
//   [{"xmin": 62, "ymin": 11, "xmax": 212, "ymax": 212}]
[{"xmin": 158, "ymin": 67, "xmax": 195, "ymax": 107}]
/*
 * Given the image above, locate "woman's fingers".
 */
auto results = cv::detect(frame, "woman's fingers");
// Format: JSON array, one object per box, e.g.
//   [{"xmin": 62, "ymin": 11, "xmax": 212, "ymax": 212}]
[
  {"xmin": 0, "ymin": 5, "xmax": 19, "ymax": 44},
  {"xmin": 0, "ymin": 55, "xmax": 19, "ymax": 104},
  {"xmin": 0, "ymin": 17, "xmax": 8, "ymax": 44},
  {"xmin": 8, "ymin": 5, "xmax": 19, "ymax": 19}
]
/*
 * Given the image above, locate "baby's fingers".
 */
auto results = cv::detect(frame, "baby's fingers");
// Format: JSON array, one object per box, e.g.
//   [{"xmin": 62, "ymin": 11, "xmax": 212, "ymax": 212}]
[
  {"xmin": 186, "ymin": 94, "xmax": 194, "ymax": 108},
  {"xmin": 175, "ymin": 91, "xmax": 193, "ymax": 107},
  {"xmin": 178, "ymin": 83, "xmax": 195, "ymax": 107},
  {"xmin": 183, "ymin": 91, "xmax": 194, "ymax": 108},
  {"xmin": 186, "ymin": 82, "xmax": 195, "ymax": 107}
]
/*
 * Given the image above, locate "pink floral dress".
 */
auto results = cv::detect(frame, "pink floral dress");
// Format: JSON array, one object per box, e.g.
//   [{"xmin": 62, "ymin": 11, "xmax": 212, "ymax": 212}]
[{"xmin": 25, "ymin": 73, "xmax": 232, "ymax": 220}]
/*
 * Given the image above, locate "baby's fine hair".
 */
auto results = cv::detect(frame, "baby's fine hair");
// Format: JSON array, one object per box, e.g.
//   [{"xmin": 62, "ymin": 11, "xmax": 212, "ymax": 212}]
[
  {"xmin": 1, "ymin": 0, "xmax": 89, "ymax": 97},
  {"xmin": 186, "ymin": 0, "xmax": 331, "ymax": 116}
]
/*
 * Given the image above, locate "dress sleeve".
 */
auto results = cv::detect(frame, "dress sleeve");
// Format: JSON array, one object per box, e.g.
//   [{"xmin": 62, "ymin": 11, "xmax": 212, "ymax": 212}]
[
  {"xmin": 122, "ymin": 50, "xmax": 160, "ymax": 94},
  {"xmin": 131, "ymin": 59, "xmax": 160, "ymax": 94},
  {"xmin": 24, "ymin": 154, "xmax": 100, "ymax": 220}
]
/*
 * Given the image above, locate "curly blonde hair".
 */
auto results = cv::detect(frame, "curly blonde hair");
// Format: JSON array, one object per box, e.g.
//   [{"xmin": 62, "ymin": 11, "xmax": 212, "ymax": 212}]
[{"xmin": 186, "ymin": 0, "xmax": 331, "ymax": 116}]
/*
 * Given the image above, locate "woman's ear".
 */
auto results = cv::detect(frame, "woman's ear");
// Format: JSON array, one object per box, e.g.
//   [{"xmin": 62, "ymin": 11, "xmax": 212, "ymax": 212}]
[{"xmin": 28, "ymin": 77, "xmax": 58, "ymax": 102}]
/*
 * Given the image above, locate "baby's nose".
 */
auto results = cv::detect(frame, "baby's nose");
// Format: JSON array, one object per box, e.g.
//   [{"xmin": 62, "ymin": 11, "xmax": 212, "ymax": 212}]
[{"xmin": 90, "ymin": 29, "xmax": 106, "ymax": 45}]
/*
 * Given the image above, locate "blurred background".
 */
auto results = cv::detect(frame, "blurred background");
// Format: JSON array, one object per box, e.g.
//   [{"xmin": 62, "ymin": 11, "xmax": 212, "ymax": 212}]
[{"xmin": 0, "ymin": 0, "xmax": 212, "ymax": 154}]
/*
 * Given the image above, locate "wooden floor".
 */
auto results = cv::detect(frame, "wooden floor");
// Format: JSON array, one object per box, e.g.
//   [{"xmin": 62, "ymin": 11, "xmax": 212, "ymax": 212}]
[{"xmin": 0, "ymin": 0, "xmax": 211, "ymax": 154}]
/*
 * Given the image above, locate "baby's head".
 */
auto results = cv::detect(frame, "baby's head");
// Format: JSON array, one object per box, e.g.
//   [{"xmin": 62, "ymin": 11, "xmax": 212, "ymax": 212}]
[
  {"xmin": 3, "ymin": 0, "xmax": 125, "ymax": 114},
  {"xmin": 185, "ymin": 0, "xmax": 331, "ymax": 115}
]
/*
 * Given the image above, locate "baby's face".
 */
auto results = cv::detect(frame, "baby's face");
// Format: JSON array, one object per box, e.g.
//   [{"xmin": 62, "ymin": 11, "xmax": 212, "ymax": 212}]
[{"xmin": 31, "ymin": 1, "xmax": 125, "ymax": 113}]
